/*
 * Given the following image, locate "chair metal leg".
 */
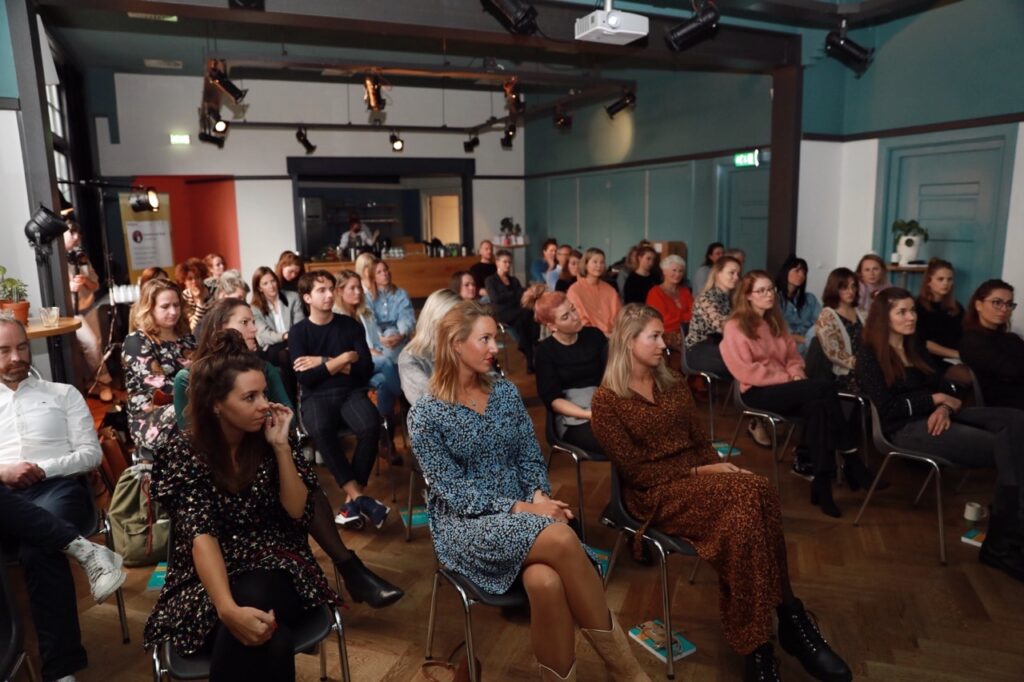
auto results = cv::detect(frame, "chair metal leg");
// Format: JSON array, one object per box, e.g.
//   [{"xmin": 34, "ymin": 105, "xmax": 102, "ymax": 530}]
[
  {"xmin": 425, "ymin": 571, "xmax": 441, "ymax": 659},
  {"xmin": 319, "ymin": 639, "xmax": 328, "ymax": 681},
  {"xmin": 332, "ymin": 607, "xmax": 352, "ymax": 682},
  {"xmin": 931, "ymin": 463, "xmax": 947, "ymax": 565},
  {"xmin": 726, "ymin": 416, "xmax": 745, "ymax": 461},
  {"xmin": 102, "ymin": 515, "xmax": 131, "ymax": 643},
  {"xmin": 913, "ymin": 469, "xmax": 935, "ymax": 507},
  {"xmin": 604, "ymin": 532, "xmax": 625, "ymax": 588},
  {"xmin": 703, "ymin": 376, "xmax": 715, "ymax": 441},
  {"xmin": 462, "ymin": 599, "xmax": 479, "ymax": 682},
  {"xmin": 652, "ymin": 540, "xmax": 675, "ymax": 680},
  {"xmin": 956, "ymin": 470, "xmax": 971, "ymax": 493},
  {"xmin": 854, "ymin": 453, "xmax": 896, "ymax": 526},
  {"xmin": 150, "ymin": 647, "xmax": 166, "ymax": 682},
  {"xmin": 333, "ymin": 563, "xmax": 344, "ymax": 601},
  {"xmin": 767, "ymin": 421, "xmax": 780, "ymax": 490},
  {"xmin": 687, "ymin": 558, "xmax": 701, "ymax": 585},
  {"xmin": 779, "ymin": 422, "xmax": 796, "ymax": 462},
  {"xmin": 572, "ymin": 454, "xmax": 586, "ymax": 545},
  {"xmin": 405, "ymin": 469, "xmax": 416, "ymax": 542}
]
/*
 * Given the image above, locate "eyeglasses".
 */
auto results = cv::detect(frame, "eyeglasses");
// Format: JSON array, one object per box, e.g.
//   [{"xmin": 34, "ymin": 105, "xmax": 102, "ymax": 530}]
[
  {"xmin": 752, "ymin": 286, "xmax": 777, "ymax": 296},
  {"xmin": 985, "ymin": 298, "xmax": 1017, "ymax": 311}
]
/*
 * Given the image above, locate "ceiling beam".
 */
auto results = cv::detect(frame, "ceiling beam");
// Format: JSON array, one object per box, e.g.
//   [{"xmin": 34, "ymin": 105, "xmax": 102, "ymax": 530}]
[{"xmin": 643, "ymin": 0, "xmax": 963, "ymax": 29}]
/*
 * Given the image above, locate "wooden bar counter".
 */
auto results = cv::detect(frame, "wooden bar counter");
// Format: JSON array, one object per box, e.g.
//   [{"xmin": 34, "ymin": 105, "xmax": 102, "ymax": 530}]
[{"xmin": 308, "ymin": 255, "xmax": 479, "ymax": 299}]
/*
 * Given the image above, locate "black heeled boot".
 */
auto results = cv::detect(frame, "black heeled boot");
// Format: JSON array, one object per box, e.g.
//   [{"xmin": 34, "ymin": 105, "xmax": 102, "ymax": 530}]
[
  {"xmin": 979, "ymin": 505, "xmax": 1024, "ymax": 584},
  {"xmin": 810, "ymin": 476, "xmax": 841, "ymax": 518},
  {"xmin": 777, "ymin": 599, "xmax": 852, "ymax": 682},
  {"xmin": 336, "ymin": 555, "xmax": 404, "ymax": 608},
  {"xmin": 841, "ymin": 452, "xmax": 872, "ymax": 492},
  {"xmin": 744, "ymin": 643, "xmax": 782, "ymax": 682}
]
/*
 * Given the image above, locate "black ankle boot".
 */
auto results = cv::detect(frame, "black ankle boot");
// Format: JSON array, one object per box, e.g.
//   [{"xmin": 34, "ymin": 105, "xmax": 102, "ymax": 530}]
[
  {"xmin": 979, "ymin": 512, "xmax": 1024, "ymax": 583},
  {"xmin": 744, "ymin": 643, "xmax": 781, "ymax": 682},
  {"xmin": 336, "ymin": 555, "xmax": 404, "ymax": 608},
  {"xmin": 777, "ymin": 599, "xmax": 852, "ymax": 682},
  {"xmin": 841, "ymin": 452, "xmax": 872, "ymax": 492},
  {"xmin": 810, "ymin": 477, "xmax": 841, "ymax": 518}
]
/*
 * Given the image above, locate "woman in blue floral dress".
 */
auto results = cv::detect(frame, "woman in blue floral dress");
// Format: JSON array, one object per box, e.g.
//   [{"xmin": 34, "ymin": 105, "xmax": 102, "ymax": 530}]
[
  {"xmin": 408, "ymin": 301, "xmax": 649, "ymax": 682},
  {"xmin": 122, "ymin": 278, "xmax": 196, "ymax": 453}
]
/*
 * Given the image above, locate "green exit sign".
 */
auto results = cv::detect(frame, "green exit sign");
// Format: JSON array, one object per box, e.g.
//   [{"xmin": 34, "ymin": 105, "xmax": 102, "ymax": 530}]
[{"xmin": 734, "ymin": 150, "xmax": 760, "ymax": 167}]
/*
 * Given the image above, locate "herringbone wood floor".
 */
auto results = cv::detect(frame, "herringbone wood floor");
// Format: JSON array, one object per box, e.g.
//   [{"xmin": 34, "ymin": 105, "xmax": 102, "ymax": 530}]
[{"xmin": 12, "ymin": 353, "xmax": 1024, "ymax": 681}]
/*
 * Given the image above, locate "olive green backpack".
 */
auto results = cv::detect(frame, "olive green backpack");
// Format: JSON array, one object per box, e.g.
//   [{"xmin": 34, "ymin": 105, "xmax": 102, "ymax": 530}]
[{"xmin": 107, "ymin": 463, "xmax": 170, "ymax": 567}]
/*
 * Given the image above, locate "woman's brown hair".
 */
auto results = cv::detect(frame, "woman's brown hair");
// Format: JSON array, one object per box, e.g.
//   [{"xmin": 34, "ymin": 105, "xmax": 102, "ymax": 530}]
[
  {"xmin": 131, "ymin": 278, "xmax": 190, "ymax": 338},
  {"xmin": 187, "ymin": 329, "xmax": 269, "ymax": 493},
  {"xmin": 917, "ymin": 258, "xmax": 959, "ymax": 315},
  {"xmin": 203, "ymin": 252, "xmax": 226, "ymax": 272},
  {"xmin": 856, "ymin": 254, "xmax": 888, "ymax": 279},
  {"xmin": 250, "ymin": 266, "xmax": 279, "ymax": 315},
  {"xmin": 861, "ymin": 287, "xmax": 934, "ymax": 386},
  {"xmin": 429, "ymin": 301, "xmax": 495, "ymax": 403},
  {"xmin": 174, "ymin": 258, "xmax": 209, "ymax": 296},
  {"xmin": 558, "ymin": 250, "xmax": 582, "ymax": 283},
  {"xmin": 730, "ymin": 270, "xmax": 788, "ymax": 340},
  {"xmin": 138, "ymin": 266, "xmax": 168, "ymax": 287},
  {"xmin": 194, "ymin": 297, "xmax": 250, "ymax": 361},
  {"xmin": 821, "ymin": 267, "xmax": 858, "ymax": 309},
  {"xmin": 964, "ymin": 279, "xmax": 1014, "ymax": 332},
  {"xmin": 274, "ymin": 250, "xmax": 305, "ymax": 283}
]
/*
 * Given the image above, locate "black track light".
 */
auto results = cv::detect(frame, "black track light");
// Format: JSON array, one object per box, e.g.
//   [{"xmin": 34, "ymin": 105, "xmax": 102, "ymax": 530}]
[
  {"xmin": 364, "ymin": 75, "xmax": 386, "ymax": 112},
  {"xmin": 24, "ymin": 205, "xmax": 68, "ymax": 248},
  {"xmin": 198, "ymin": 131, "xmax": 226, "ymax": 148},
  {"xmin": 825, "ymin": 20, "xmax": 873, "ymax": 74},
  {"xmin": 296, "ymin": 127, "xmax": 316, "ymax": 155},
  {"xmin": 209, "ymin": 108, "xmax": 229, "ymax": 134},
  {"xmin": 500, "ymin": 122, "xmax": 516, "ymax": 149},
  {"xmin": 483, "ymin": 0, "xmax": 538, "ymax": 36},
  {"xmin": 198, "ymin": 109, "xmax": 227, "ymax": 148},
  {"xmin": 208, "ymin": 66, "xmax": 247, "ymax": 104},
  {"xmin": 463, "ymin": 135, "xmax": 480, "ymax": 153},
  {"xmin": 129, "ymin": 187, "xmax": 160, "ymax": 213},
  {"xmin": 665, "ymin": 1, "xmax": 720, "ymax": 52},
  {"xmin": 605, "ymin": 91, "xmax": 636, "ymax": 119},
  {"xmin": 390, "ymin": 132, "xmax": 404, "ymax": 152},
  {"xmin": 553, "ymin": 109, "xmax": 572, "ymax": 130}
]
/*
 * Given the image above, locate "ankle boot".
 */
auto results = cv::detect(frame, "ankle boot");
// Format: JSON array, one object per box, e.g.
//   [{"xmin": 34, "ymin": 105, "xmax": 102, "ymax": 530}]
[
  {"xmin": 744, "ymin": 643, "xmax": 781, "ymax": 682},
  {"xmin": 538, "ymin": 661, "xmax": 576, "ymax": 681},
  {"xmin": 840, "ymin": 452, "xmax": 872, "ymax": 492},
  {"xmin": 336, "ymin": 555, "xmax": 404, "ymax": 608},
  {"xmin": 810, "ymin": 477, "xmax": 841, "ymax": 518},
  {"xmin": 777, "ymin": 599, "xmax": 852, "ymax": 682},
  {"xmin": 580, "ymin": 615, "xmax": 651, "ymax": 681},
  {"xmin": 979, "ymin": 512, "xmax": 1024, "ymax": 583}
]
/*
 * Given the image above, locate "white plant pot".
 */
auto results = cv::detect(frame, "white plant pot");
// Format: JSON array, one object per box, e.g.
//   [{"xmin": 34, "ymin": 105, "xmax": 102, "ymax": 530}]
[{"xmin": 896, "ymin": 236, "xmax": 921, "ymax": 265}]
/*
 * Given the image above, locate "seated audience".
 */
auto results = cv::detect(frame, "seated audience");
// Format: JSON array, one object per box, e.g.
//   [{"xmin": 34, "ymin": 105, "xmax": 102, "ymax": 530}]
[
  {"xmin": 358, "ymin": 254, "xmax": 416, "ymax": 362},
  {"xmin": 485, "ymin": 249, "xmax": 538, "ymax": 372},
  {"xmin": 251, "ymin": 266, "xmax": 305, "ymax": 406},
  {"xmin": 468, "ymin": 239, "xmax": 497, "ymax": 292},
  {"xmin": 566, "ymin": 248, "xmax": 622, "ymax": 337},
  {"xmin": 721, "ymin": 271, "xmax": 864, "ymax": 517},
  {"xmin": 684, "ymin": 255, "xmax": 741, "ymax": 377},
  {"xmin": 203, "ymin": 252, "xmax": 226, "ymax": 292},
  {"xmin": 534, "ymin": 292, "xmax": 607, "ymax": 455},
  {"xmin": 0, "ymin": 317, "xmax": 128, "ymax": 682},
  {"xmin": 409, "ymin": 301, "xmax": 649, "ymax": 682},
  {"xmin": 122, "ymin": 279, "xmax": 196, "ymax": 454},
  {"xmin": 814, "ymin": 267, "xmax": 865, "ymax": 393},
  {"xmin": 855, "ymin": 287, "xmax": 1024, "ymax": 583},
  {"xmin": 645, "ymin": 254, "xmax": 693, "ymax": 351},
  {"xmin": 552, "ymin": 244, "xmax": 573, "ymax": 290},
  {"xmin": 275, "ymin": 250, "xmax": 305, "ymax": 294},
  {"xmin": 623, "ymin": 245, "xmax": 660, "ymax": 305},
  {"xmin": 449, "ymin": 270, "xmax": 479, "ymax": 301},
  {"xmin": 212, "ymin": 269, "xmax": 249, "ymax": 301},
  {"xmin": 334, "ymin": 270, "xmax": 402, "ymax": 421},
  {"xmin": 915, "ymin": 258, "xmax": 964, "ymax": 363},
  {"xmin": 530, "ymin": 238, "xmax": 559, "ymax": 286},
  {"xmin": 289, "ymin": 270, "xmax": 388, "ymax": 529},
  {"xmin": 143, "ymin": 333, "xmax": 341, "ymax": 681},
  {"xmin": 398, "ymin": 289, "xmax": 461, "ymax": 407},
  {"xmin": 139, "ymin": 266, "xmax": 169, "ymax": 288},
  {"xmin": 775, "ymin": 255, "xmax": 821, "ymax": 355},
  {"xmin": 692, "ymin": 241, "xmax": 725, "ymax": 295},
  {"xmin": 591, "ymin": 304, "xmax": 851, "ymax": 682},
  {"xmin": 171, "ymin": 318, "xmax": 402, "ymax": 608},
  {"xmin": 959, "ymin": 279, "xmax": 1024, "ymax": 409},
  {"xmin": 175, "ymin": 257, "xmax": 213, "ymax": 332},
  {"xmin": 614, "ymin": 245, "xmax": 639, "ymax": 301},
  {"xmin": 856, "ymin": 254, "xmax": 892, "ymax": 312},
  {"xmin": 555, "ymin": 249, "xmax": 581, "ymax": 293},
  {"xmin": 63, "ymin": 220, "xmax": 113, "ymax": 401},
  {"xmin": 723, "ymin": 247, "xmax": 746, "ymax": 269}
]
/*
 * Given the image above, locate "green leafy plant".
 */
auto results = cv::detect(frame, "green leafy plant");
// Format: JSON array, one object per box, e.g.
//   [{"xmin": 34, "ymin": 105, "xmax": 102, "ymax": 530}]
[
  {"xmin": 499, "ymin": 217, "xmax": 521, "ymax": 236},
  {"xmin": 892, "ymin": 219, "xmax": 929, "ymax": 249},
  {"xmin": 0, "ymin": 278, "xmax": 28, "ymax": 302}
]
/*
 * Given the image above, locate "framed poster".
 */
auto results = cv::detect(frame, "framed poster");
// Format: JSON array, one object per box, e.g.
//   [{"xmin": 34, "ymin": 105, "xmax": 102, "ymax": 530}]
[{"xmin": 119, "ymin": 192, "xmax": 173, "ymax": 283}]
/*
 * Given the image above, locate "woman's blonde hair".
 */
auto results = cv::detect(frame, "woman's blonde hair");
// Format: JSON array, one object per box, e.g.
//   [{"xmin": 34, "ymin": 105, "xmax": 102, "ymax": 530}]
[
  {"xmin": 334, "ymin": 270, "xmax": 370, "ymax": 320},
  {"xmin": 700, "ymin": 255, "xmax": 742, "ymax": 295},
  {"xmin": 429, "ymin": 300, "xmax": 495, "ymax": 403},
  {"xmin": 730, "ymin": 270, "xmax": 788, "ymax": 339},
  {"xmin": 131, "ymin": 278, "xmax": 190, "ymax": 338},
  {"xmin": 354, "ymin": 252, "xmax": 379, "ymax": 297},
  {"xmin": 601, "ymin": 304, "xmax": 677, "ymax": 398},
  {"xmin": 406, "ymin": 289, "xmax": 460, "ymax": 359}
]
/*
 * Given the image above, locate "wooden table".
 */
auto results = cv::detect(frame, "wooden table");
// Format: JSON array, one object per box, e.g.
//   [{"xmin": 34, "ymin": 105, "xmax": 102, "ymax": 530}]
[
  {"xmin": 26, "ymin": 316, "xmax": 81, "ymax": 340},
  {"xmin": 889, "ymin": 264, "xmax": 927, "ymax": 289},
  {"xmin": 309, "ymin": 255, "xmax": 479, "ymax": 299}
]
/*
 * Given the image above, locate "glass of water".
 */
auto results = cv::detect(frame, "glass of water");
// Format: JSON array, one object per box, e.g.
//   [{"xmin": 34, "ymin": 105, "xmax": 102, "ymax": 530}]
[{"xmin": 40, "ymin": 306, "xmax": 60, "ymax": 327}]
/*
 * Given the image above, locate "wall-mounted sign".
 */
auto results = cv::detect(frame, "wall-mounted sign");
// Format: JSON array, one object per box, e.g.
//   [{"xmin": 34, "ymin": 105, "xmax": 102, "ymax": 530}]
[{"xmin": 734, "ymin": 149, "xmax": 760, "ymax": 168}]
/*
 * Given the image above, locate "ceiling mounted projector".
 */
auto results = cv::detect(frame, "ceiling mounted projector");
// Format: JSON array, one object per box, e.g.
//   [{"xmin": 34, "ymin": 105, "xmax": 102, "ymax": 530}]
[{"xmin": 575, "ymin": 1, "xmax": 648, "ymax": 45}]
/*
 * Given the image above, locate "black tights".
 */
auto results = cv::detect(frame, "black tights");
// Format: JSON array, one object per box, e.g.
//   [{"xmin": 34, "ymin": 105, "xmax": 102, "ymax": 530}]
[
  {"xmin": 309, "ymin": 489, "xmax": 353, "ymax": 564},
  {"xmin": 208, "ymin": 569, "xmax": 304, "ymax": 682}
]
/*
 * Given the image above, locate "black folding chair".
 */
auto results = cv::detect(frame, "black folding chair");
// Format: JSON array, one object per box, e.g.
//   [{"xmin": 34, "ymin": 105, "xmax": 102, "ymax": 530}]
[
  {"xmin": 544, "ymin": 410, "xmax": 608, "ymax": 544},
  {"xmin": 0, "ymin": 547, "xmax": 40, "ymax": 682}
]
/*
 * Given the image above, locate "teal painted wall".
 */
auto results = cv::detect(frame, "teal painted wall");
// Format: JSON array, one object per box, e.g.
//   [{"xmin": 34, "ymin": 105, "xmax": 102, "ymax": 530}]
[{"xmin": 0, "ymin": 3, "xmax": 18, "ymax": 99}]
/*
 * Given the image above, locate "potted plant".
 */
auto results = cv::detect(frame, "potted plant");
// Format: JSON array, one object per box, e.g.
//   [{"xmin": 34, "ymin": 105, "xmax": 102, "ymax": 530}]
[
  {"xmin": 0, "ymin": 276, "xmax": 29, "ymax": 324},
  {"xmin": 892, "ymin": 219, "xmax": 929, "ymax": 265},
  {"xmin": 499, "ymin": 217, "xmax": 522, "ymax": 246}
]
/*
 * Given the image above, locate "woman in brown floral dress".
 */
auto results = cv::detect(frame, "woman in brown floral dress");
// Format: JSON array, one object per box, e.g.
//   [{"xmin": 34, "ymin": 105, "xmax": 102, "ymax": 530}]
[
  {"xmin": 143, "ymin": 331, "xmax": 339, "ymax": 681},
  {"xmin": 591, "ymin": 304, "xmax": 851, "ymax": 682}
]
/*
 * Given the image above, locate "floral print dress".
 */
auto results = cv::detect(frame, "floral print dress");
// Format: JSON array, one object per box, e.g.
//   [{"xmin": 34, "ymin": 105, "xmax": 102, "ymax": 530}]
[
  {"xmin": 143, "ymin": 429, "xmax": 339, "ymax": 655},
  {"xmin": 122, "ymin": 331, "xmax": 196, "ymax": 450}
]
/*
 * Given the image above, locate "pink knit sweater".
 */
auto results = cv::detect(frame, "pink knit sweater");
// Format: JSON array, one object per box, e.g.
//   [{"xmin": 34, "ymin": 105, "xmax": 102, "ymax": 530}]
[{"xmin": 720, "ymin": 318, "xmax": 805, "ymax": 392}]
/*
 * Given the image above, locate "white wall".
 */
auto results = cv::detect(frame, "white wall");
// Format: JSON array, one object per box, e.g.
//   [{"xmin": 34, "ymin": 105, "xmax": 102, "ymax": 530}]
[
  {"xmin": 1001, "ymin": 123, "xmax": 1024, "ymax": 333},
  {"xmin": 95, "ymin": 73, "xmax": 525, "ymax": 279}
]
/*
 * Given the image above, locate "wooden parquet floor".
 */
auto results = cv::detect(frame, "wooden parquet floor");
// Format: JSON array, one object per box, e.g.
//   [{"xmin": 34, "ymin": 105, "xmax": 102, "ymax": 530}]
[{"xmin": 14, "ymin": 355, "xmax": 1024, "ymax": 681}]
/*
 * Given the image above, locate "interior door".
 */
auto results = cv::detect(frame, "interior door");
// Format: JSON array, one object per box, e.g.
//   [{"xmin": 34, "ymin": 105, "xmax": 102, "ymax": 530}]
[
  {"xmin": 427, "ymin": 194, "xmax": 460, "ymax": 244},
  {"xmin": 719, "ymin": 165, "xmax": 770, "ymax": 272}
]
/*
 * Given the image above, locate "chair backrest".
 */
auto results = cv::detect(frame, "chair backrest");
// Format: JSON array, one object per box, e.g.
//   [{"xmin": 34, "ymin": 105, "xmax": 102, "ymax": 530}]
[
  {"xmin": 867, "ymin": 401, "xmax": 893, "ymax": 455},
  {"xmin": 967, "ymin": 366, "xmax": 985, "ymax": 407},
  {"xmin": 607, "ymin": 466, "xmax": 642, "ymax": 529},
  {"xmin": 0, "ymin": 548, "xmax": 25, "ymax": 679}
]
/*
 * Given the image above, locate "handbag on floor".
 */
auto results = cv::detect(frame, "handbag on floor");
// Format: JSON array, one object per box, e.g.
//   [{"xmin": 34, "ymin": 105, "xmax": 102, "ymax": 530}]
[{"xmin": 108, "ymin": 463, "xmax": 170, "ymax": 566}]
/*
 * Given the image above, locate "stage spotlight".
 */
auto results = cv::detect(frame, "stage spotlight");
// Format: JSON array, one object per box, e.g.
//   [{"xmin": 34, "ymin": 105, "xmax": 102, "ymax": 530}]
[
  {"xmin": 483, "ymin": 0, "xmax": 538, "ymax": 35},
  {"xmin": 296, "ymin": 128, "xmax": 317, "ymax": 154},
  {"xmin": 198, "ymin": 131, "xmax": 226, "ymax": 148},
  {"xmin": 826, "ymin": 21, "xmax": 873, "ymax": 74},
  {"xmin": 198, "ymin": 109, "xmax": 227, "ymax": 148},
  {"xmin": 463, "ymin": 135, "xmax": 480, "ymax": 153},
  {"xmin": 24, "ymin": 205, "xmax": 68, "ymax": 248},
  {"xmin": 605, "ymin": 91, "xmax": 636, "ymax": 119},
  {"xmin": 665, "ymin": 1, "xmax": 720, "ymax": 52},
  {"xmin": 503, "ymin": 78, "xmax": 525, "ymax": 115},
  {"xmin": 208, "ymin": 65, "xmax": 247, "ymax": 104},
  {"xmin": 500, "ymin": 122, "xmax": 516, "ymax": 149},
  {"xmin": 390, "ymin": 132, "xmax": 404, "ymax": 152},
  {"xmin": 130, "ymin": 187, "xmax": 160, "ymax": 213},
  {"xmin": 209, "ymin": 108, "xmax": 229, "ymax": 134},
  {"xmin": 553, "ymin": 109, "xmax": 572, "ymax": 130},
  {"xmin": 364, "ymin": 75, "xmax": 386, "ymax": 112}
]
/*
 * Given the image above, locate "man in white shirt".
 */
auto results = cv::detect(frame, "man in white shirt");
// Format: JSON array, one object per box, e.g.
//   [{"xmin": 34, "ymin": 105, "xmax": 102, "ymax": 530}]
[
  {"xmin": 338, "ymin": 216, "xmax": 376, "ymax": 251},
  {"xmin": 0, "ymin": 317, "xmax": 125, "ymax": 682}
]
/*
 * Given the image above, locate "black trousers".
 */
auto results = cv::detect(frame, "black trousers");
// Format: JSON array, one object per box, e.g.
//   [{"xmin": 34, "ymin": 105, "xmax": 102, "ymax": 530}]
[
  {"xmin": 686, "ymin": 339, "xmax": 733, "ymax": 379},
  {"xmin": 261, "ymin": 341, "xmax": 299, "ymax": 407},
  {"xmin": 302, "ymin": 389, "xmax": 381, "ymax": 488},
  {"xmin": 562, "ymin": 422, "xmax": 605, "ymax": 456},
  {"xmin": 207, "ymin": 569, "xmax": 305, "ymax": 682},
  {"xmin": 743, "ymin": 379, "xmax": 853, "ymax": 479}
]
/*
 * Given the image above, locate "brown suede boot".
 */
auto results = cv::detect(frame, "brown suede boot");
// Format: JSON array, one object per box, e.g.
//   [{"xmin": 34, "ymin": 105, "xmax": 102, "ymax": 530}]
[
  {"xmin": 580, "ymin": 615, "xmax": 652, "ymax": 681},
  {"xmin": 539, "ymin": 661, "xmax": 577, "ymax": 681}
]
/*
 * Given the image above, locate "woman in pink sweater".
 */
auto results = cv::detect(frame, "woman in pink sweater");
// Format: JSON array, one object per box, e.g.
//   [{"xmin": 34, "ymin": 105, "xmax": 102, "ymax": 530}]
[
  {"xmin": 566, "ymin": 248, "xmax": 622, "ymax": 336},
  {"xmin": 721, "ymin": 271, "xmax": 866, "ymax": 517}
]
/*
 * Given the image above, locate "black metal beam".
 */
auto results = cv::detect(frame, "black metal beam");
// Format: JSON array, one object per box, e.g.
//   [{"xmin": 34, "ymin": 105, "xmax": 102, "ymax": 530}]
[{"xmin": 766, "ymin": 63, "xmax": 802, "ymax": 275}]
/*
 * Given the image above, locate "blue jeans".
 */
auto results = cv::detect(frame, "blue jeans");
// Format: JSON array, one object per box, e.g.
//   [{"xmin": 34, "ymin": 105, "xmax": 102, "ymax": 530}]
[{"xmin": 370, "ymin": 354, "xmax": 401, "ymax": 417}]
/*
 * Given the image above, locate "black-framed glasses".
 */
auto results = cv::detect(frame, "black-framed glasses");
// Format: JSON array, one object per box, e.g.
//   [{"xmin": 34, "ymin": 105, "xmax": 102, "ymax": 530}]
[
  {"xmin": 985, "ymin": 298, "xmax": 1017, "ymax": 311},
  {"xmin": 752, "ymin": 286, "xmax": 777, "ymax": 296}
]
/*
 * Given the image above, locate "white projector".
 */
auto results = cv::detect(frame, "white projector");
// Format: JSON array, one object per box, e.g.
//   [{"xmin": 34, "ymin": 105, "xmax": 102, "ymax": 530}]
[{"xmin": 574, "ymin": 9, "xmax": 649, "ymax": 45}]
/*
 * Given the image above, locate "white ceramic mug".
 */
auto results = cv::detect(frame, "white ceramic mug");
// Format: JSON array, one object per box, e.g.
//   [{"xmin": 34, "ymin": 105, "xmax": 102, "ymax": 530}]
[{"xmin": 964, "ymin": 501, "xmax": 987, "ymax": 522}]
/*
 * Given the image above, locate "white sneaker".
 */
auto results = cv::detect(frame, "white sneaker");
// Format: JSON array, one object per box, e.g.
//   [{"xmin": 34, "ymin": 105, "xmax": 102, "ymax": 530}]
[
  {"xmin": 64, "ymin": 537, "xmax": 128, "ymax": 603},
  {"xmin": 53, "ymin": 676, "xmax": 77, "ymax": 682},
  {"xmin": 748, "ymin": 418, "xmax": 772, "ymax": 448}
]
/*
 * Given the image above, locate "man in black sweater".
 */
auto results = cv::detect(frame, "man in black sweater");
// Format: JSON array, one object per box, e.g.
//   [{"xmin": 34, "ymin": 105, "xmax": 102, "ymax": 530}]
[{"xmin": 290, "ymin": 270, "xmax": 388, "ymax": 528}]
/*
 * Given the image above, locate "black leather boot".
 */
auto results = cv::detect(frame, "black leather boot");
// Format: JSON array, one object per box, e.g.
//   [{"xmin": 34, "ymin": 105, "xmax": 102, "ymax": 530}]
[
  {"xmin": 336, "ymin": 555, "xmax": 404, "ymax": 608},
  {"xmin": 777, "ymin": 599, "xmax": 852, "ymax": 682},
  {"xmin": 841, "ymin": 452, "xmax": 872, "ymax": 492},
  {"xmin": 744, "ymin": 643, "xmax": 782, "ymax": 682},
  {"xmin": 810, "ymin": 476, "xmax": 841, "ymax": 518},
  {"xmin": 979, "ymin": 512, "xmax": 1024, "ymax": 583}
]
